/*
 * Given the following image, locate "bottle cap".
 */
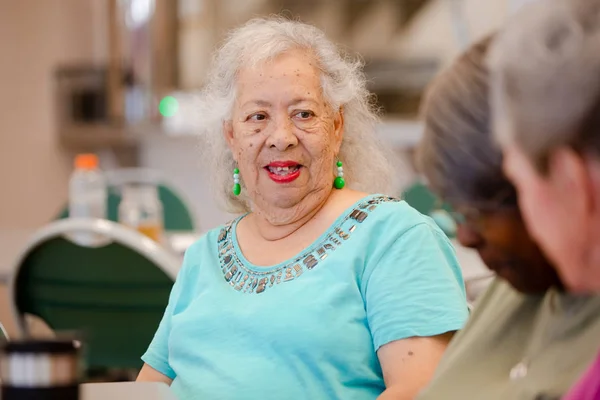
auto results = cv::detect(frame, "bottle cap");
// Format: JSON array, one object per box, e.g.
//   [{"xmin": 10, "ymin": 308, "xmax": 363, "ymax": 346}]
[{"xmin": 74, "ymin": 154, "xmax": 99, "ymax": 170}]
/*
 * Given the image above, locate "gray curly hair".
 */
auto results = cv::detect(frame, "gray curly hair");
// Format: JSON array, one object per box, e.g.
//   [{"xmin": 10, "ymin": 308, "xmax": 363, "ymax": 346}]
[
  {"xmin": 195, "ymin": 17, "xmax": 397, "ymax": 213},
  {"xmin": 489, "ymin": 0, "xmax": 600, "ymax": 172}
]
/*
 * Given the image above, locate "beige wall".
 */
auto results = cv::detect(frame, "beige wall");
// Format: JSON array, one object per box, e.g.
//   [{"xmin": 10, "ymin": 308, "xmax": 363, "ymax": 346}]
[
  {"xmin": 0, "ymin": 0, "xmax": 105, "ymax": 228},
  {"xmin": 392, "ymin": 0, "xmax": 542, "ymax": 64},
  {"xmin": 393, "ymin": 0, "xmax": 510, "ymax": 63},
  {"xmin": 0, "ymin": 0, "xmax": 520, "ymax": 229}
]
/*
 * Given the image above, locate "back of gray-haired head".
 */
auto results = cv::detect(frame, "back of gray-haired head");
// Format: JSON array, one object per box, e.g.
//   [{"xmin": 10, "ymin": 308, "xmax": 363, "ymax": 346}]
[
  {"xmin": 489, "ymin": 0, "xmax": 600, "ymax": 171},
  {"xmin": 195, "ymin": 17, "xmax": 397, "ymax": 213},
  {"xmin": 418, "ymin": 36, "xmax": 517, "ymax": 205}
]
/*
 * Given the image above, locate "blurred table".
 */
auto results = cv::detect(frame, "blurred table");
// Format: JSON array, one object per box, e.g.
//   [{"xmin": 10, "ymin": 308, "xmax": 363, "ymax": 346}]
[{"xmin": 82, "ymin": 382, "xmax": 176, "ymax": 399}]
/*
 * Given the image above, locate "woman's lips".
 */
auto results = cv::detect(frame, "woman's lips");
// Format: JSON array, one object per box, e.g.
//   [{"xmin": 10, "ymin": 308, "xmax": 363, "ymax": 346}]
[{"xmin": 265, "ymin": 161, "xmax": 302, "ymax": 183}]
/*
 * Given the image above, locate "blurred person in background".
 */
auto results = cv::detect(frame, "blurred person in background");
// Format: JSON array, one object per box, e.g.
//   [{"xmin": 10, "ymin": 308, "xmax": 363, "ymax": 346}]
[
  {"xmin": 136, "ymin": 17, "xmax": 469, "ymax": 400},
  {"xmin": 490, "ymin": 0, "xmax": 600, "ymax": 397},
  {"xmin": 415, "ymin": 35, "xmax": 600, "ymax": 400}
]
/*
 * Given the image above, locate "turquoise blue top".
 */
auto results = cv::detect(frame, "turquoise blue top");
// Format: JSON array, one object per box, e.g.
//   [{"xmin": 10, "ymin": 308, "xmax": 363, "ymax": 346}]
[{"xmin": 142, "ymin": 195, "xmax": 469, "ymax": 400}]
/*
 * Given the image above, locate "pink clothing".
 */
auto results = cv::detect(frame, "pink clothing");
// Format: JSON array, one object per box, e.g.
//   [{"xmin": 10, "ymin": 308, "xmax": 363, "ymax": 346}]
[{"xmin": 565, "ymin": 352, "xmax": 600, "ymax": 399}]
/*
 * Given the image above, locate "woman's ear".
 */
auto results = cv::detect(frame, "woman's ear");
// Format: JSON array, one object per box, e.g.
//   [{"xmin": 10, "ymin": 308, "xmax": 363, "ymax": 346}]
[
  {"xmin": 585, "ymin": 153, "xmax": 600, "ymax": 218},
  {"xmin": 548, "ymin": 147, "xmax": 592, "ymax": 218},
  {"xmin": 333, "ymin": 106, "xmax": 344, "ymax": 152},
  {"xmin": 223, "ymin": 120, "xmax": 236, "ymax": 152}
]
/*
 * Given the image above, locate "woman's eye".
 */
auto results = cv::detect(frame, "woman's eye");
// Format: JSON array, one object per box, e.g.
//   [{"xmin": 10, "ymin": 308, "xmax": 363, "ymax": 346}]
[
  {"xmin": 294, "ymin": 111, "xmax": 314, "ymax": 120},
  {"xmin": 248, "ymin": 113, "xmax": 267, "ymax": 121}
]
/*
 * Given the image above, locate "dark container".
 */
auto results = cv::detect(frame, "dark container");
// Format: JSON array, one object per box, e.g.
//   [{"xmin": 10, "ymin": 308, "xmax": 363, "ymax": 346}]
[{"xmin": 1, "ymin": 338, "xmax": 81, "ymax": 400}]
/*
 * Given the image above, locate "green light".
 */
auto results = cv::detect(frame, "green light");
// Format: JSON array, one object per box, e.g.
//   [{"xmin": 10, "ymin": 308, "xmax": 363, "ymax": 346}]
[{"xmin": 159, "ymin": 96, "xmax": 179, "ymax": 117}]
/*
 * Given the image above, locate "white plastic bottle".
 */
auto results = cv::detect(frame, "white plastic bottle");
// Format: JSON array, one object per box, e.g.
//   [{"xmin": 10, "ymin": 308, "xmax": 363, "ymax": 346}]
[{"xmin": 68, "ymin": 153, "xmax": 107, "ymax": 245}]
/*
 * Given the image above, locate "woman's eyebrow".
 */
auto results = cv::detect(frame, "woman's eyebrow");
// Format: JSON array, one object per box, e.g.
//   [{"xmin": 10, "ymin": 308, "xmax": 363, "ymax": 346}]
[
  {"xmin": 240, "ymin": 99, "xmax": 272, "ymax": 109},
  {"xmin": 287, "ymin": 97, "xmax": 317, "ymax": 106}
]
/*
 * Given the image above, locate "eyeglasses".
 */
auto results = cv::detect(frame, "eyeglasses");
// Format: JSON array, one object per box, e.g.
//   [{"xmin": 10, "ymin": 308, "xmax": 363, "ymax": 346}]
[{"xmin": 434, "ymin": 188, "xmax": 518, "ymax": 232}]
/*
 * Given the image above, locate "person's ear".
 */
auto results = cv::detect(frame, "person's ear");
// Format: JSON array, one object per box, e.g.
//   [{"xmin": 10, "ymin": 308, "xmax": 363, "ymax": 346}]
[
  {"xmin": 585, "ymin": 154, "xmax": 600, "ymax": 217},
  {"xmin": 548, "ymin": 147, "xmax": 592, "ymax": 218},
  {"xmin": 333, "ymin": 106, "xmax": 344, "ymax": 152},
  {"xmin": 223, "ymin": 120, "xmax": 236, "ymax": 154}
]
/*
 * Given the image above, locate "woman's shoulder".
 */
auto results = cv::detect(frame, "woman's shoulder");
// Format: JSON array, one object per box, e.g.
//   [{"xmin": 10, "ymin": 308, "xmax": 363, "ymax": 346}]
[
  {"xmin": 358, "ymin": 194, "xmax": 443, "ymax": 238},
  {"xmin": 345, "ymin": 194, "xmax": 453, "ymax": 268}
]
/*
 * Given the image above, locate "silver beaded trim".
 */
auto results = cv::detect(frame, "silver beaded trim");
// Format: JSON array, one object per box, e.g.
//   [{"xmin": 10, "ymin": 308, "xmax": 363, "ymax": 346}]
[{"xmin": 217, "ymin": 195, "xmax": 400, "ymax": 294}]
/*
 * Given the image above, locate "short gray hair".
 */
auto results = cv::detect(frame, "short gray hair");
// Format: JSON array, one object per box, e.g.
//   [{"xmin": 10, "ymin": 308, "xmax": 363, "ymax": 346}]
[
  {"xmin": 489, "ymin": 0, "xmax": 600, "ymax": 172},
  {"xmin": 195, "ymin": 17, "xmax": 397, "ymax": 213}
]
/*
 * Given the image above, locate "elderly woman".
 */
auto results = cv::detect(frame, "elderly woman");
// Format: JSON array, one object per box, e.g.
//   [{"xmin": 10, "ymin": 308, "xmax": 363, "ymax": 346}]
[
  {"xmin": 414, "ymin": 36, "xmax": 600, "ymax": 400},
  {"xmin": 489, "ymin": 0, "xmax": 600, "ymax": 397},
  {"xmin": 136, "ymin": 17, "xmax": 468, "ymax": 400}
]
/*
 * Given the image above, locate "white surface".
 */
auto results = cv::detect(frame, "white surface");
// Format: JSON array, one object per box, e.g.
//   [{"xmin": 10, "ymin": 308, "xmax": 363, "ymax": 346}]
[
  {"xmin": 82, "ymin": 382, "xmax": 176, "ymax": 400},
  {"xmin": 167, "ymin": 231, "xmax": 202, "ymax": 257},
  {"xmin": 376, "ymin": 119, "xmax": 424, "ymax": 148},
  {"xmin": 452, "ymin": 239, "xmax": 494, "ymax": 301},
  {"xmin": 452, "ymin": 239, "xmax": 489, "ymax": 280}
]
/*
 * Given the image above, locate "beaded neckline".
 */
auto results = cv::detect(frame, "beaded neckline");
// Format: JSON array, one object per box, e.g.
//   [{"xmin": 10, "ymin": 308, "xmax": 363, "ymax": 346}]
[{"xmin": 217, "ymin": 195, "xmax": 400, "ymax": 294}]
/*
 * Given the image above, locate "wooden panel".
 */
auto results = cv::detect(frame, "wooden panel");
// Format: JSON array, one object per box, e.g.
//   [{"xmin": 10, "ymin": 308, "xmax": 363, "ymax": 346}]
[
  {"xmin": 107, "ymin": 0, "xmax": 124, "ymax": 122},
  {"xmin": 152, "ymin": 0, "xmax": 179, "ymax": 92}
]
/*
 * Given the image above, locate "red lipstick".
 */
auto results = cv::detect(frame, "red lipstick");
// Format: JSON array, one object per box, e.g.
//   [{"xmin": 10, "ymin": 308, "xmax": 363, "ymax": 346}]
[{"xmin": 265, "ymin": 161, "xmax": 302, "ymax": 183}]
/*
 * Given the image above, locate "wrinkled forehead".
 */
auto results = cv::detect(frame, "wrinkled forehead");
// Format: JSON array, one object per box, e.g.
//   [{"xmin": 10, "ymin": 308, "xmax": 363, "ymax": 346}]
[
  {"xmin": 234, "ymin": 49, "xmax": 327, "ymax": 105},
  {"xmin": 239, "ymin": 49, "xmax": 320, "ymax": 81}
]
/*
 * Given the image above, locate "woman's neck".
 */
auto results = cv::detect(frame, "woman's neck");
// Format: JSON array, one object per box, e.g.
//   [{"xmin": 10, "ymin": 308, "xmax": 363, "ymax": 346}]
[{"xmin": 249, "ymin": 188, "xmax": 335, "ymax": 242}]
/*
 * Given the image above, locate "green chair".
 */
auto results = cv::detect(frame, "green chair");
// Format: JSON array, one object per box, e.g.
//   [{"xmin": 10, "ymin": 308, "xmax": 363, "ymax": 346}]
[
  {"xmin": 9, "ymin": 219, "xmax": 179, "ymax": 372},
  {"xmin": 58, "ymin": 168, "xmax": 195, "ymax": 231}
]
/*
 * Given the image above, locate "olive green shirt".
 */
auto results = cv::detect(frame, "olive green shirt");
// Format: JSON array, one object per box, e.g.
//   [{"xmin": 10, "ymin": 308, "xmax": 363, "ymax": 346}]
[{"xmin": 417, "ymin": 279, "xmax": 600, "ymax": 400}]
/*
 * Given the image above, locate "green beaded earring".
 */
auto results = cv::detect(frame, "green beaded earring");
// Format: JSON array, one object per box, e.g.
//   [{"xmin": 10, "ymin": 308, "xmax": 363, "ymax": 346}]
[
  {"xmin": 334, "ymin": 160, "xmax": 345, "ymax": 189},
  {"xmin": 232, "ymin": 167, "xmax": 241, "ymax": 196}
]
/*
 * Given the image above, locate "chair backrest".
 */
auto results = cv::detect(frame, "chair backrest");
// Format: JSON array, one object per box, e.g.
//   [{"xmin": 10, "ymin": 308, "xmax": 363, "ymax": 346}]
[
  {"xmin": 10, "ymin": 219, "xmax": 179, "ymax": 371},
  {"xmin": 58, "ymin": 168, "xmax": 195, "ymax": 231},
  {"xmin": 154, "ymin": 185, "xmax": 195, "ymax": 231}
]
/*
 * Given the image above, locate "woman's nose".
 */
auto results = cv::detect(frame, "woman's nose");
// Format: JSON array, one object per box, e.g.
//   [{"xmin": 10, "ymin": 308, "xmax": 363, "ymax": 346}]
[
  {"xmin": 456, "ymin": 224, "xmax": 485, "ymax": 249},
  {"xmin": 266, "ymin": 118, "xmax": 298, "ymax": 151}
]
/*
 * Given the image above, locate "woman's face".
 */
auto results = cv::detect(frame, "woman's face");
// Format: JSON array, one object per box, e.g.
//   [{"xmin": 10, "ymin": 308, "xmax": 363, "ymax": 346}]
[
  {"xmin": 452, "ymin": 202, "xmax": 562, "ymax": 294},
  {"xmin": 503, "ymin": 144, "xmax": 595, "ymax": 292},
  {"xmin": 224, "ymin": 49, "xmax": 343, "ymax": 220}
]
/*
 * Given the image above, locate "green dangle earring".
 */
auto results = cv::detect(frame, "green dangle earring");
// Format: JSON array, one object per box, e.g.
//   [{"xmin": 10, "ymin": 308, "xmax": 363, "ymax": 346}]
[
  {"xmin": 233, "ymin": 167, "xmax": 241, "ymax": 196},
  {"xmin": 334, "ymin": 160, "xmax": 345, "ymax": 189}
]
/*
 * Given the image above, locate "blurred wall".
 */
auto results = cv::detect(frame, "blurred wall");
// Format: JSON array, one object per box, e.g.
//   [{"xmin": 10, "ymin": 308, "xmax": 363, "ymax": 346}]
[
  {"xmin": 0, "ymin": 0, "xmax": 106, "ymax": 228},
  {"xmin": 0, "ymin": 0, "xmax": 519, "ymax": 230},
  {"xmin": 394, "ymin": 0, "xmax": 510, "ymax": 63}
]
